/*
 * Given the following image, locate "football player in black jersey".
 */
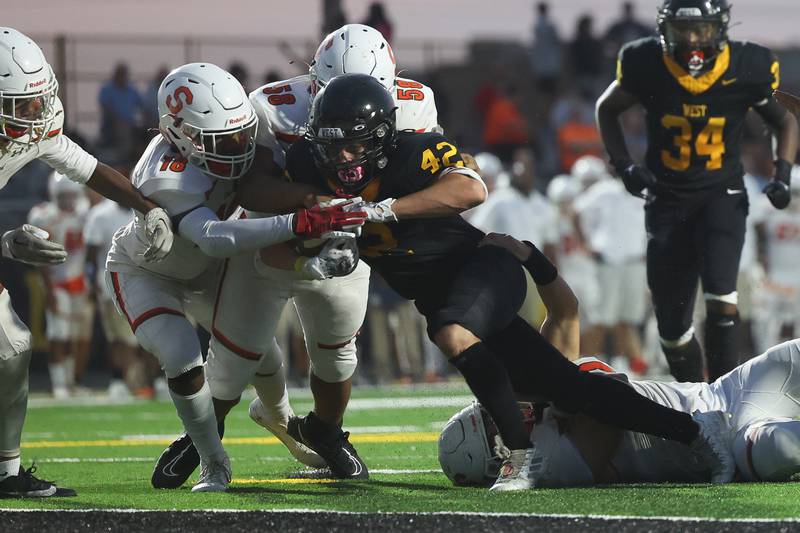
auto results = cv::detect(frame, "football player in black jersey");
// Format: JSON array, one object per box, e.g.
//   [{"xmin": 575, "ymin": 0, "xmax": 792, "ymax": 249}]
[
  {"xmin": 596, "ymin": 0, "xmax": 798, "ymax": 382},
  {"xmin": 286, "ymin": 73, "xmax": 739, "ymax": 490}
]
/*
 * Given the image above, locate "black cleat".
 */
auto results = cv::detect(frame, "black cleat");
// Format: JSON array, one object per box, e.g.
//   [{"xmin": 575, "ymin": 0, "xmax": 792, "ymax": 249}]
[
  {"xmin": 0, "ymin": 465, "xmax": 76, "ymax": 498},
  {"xmin": 151, "ymin": 422, "xmax": 224, "ymax": 489},
  {"xmin": 287, "ymin": 412, "xmax": 368, "ymax": 479}
]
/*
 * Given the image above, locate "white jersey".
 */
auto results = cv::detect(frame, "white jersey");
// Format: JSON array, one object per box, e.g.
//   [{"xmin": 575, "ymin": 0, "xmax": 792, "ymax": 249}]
[
  {"xmin": 762, "ymin": 208, "xmax": 800, "ymax": 287},
  {"xmin": 573, "ymin": 179, "xmax": 646, "ymax": 265},
  {"xmin": 27, "ymin": 201, "xmax": 88, "ymax": 290},
  {"xmin": 534, "ymin": 344, "xmax": 800, "ymax": 486},
  {"xmin": 84, "ymin": 200, "xmax": 133, "ymax": 300},
  {"xmin": 0, "ymin": 98, "xmax": 97, "ymax": 188},
  {"xmin": 107, "ymin": 136, "xmax": 238, "ymax": 281},
  {"xmin": 249, "ymin": 74, "xmax": 439, "ymax": 168}
]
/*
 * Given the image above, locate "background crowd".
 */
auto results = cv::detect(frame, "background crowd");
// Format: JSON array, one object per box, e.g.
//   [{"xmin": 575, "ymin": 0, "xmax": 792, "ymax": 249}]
[{"xmin": 2, "ymin": 0, "xmax": 799, "ymax": 397}]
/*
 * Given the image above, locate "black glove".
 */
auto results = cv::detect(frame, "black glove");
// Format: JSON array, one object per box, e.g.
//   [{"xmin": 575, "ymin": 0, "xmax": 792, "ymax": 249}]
[
  {"xmin": 613, "ymin": 160, "xmax": 658, "ymax": 197},
  {"xmin": 763, "ymin": 159, "xmax": 792, "ymax": 210}
]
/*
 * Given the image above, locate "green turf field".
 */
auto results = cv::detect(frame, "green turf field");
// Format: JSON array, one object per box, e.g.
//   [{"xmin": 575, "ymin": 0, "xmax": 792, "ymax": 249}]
[{"xmin": 3, "ymin": 385, "xmax": 800, "ymax": 519}]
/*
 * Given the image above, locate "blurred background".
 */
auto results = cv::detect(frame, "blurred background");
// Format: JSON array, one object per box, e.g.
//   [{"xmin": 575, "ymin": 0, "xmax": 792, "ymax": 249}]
[{"xmin": 3, "ymin": 0, "xmax": 800, "ymax": 397}]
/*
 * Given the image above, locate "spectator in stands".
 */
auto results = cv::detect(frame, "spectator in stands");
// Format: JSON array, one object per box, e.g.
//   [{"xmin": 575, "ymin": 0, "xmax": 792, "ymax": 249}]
[
  {"xmin": 482, "ymin": 85, "xmax": 529, "ymax": 164},
  {"xmin": 568, "ymin": 14, "xmax": 604, "ymax": 98},
  {"xmin": 142, "ymin": 65, "xmax": 169, "ymax": 130},
  {"xmin": 604, "ymin": 2, "xmax": 653, "ymax": 60},
  {"xmin": 362, "ymin": 2, "xmax": 393, "ymax": 44},
  {"xmin": 321, "ymin": 0, "xmax": 347, "ymax": 38},
  {"xmin": 98, "ymin": 63, "xmax": 143, "ymax": 156},
  {"xmin": 555, "ymin": 94, "xmax": 604, "ymax": 173},
  {"xmin": 530, "ymin": 2, "xmax": 562, "ymax": 95}
]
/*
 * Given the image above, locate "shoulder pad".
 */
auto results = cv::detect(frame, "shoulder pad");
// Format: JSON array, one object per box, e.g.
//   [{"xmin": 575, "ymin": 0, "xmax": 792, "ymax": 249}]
[
  {"xmin": 617, "ymin": 37, "xmax": 660, "ymax": 89},
  {"xmin": 735, "ymin": 41, "xmax": 779, "ymax": 90},
  {"xmin": 394, "ymin": 77, "xmax": 439, "ymax": 133},
  {"xmin": 132, "ymin": 136, "xmax": 212, "ymax": 199},
  {"xmin": 249, "ymin": 75, "xmax": 312, "ymax": 141}
]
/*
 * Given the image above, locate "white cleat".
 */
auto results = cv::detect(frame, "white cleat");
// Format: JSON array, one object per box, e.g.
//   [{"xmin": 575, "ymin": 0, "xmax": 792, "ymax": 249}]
[
  {"xmin": 191, "ymin": 453, "xmax": 231, "ymax": 493},
  {"xmin": 248, "ymin": 398, "xmax": 327, "ymax": 469},
  {"xmin": 489, "ymin": 448, "xmax": 538, "ymax": 492},
  {"xmin": 691, "ymin": 410, "xmax": 735, "ymax": 484}
]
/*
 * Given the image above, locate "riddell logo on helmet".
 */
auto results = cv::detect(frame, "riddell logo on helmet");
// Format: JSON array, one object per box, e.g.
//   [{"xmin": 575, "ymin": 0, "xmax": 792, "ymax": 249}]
[
  {"xmin": 26, "ymin": 78, "xmax": 47, "ymax": 90},
  {"xmin": 228, "ymin": 114, "xmax": 248, "ymax": 125}
]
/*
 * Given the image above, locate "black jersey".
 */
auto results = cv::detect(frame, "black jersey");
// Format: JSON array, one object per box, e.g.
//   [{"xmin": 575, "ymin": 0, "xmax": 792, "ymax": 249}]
[
  {"xmin": 618, "ymin": 37, "xmax": 779, "ymax": 196},
  {"xmin": 285, "ymin": 132, "xmax": 485, "ymax": 300}
]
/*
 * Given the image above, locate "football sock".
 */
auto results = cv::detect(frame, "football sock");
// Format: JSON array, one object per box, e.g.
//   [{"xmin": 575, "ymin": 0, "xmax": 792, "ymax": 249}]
[
  {"xmin": 252, "ymin": 364, "xmax": 293, "ymax": 424},
  {"xmin": 449, "ymin": 342, "xmax": 531, "ymax": 450},
  {"xmin": 48, "ymin": 361, "xmax": 68, "ymax": 394},
  {"xmin": 169, "ymin": 381, "xmax": 225, "ymax": 463},
  {"xmin": 0, "ymin": 456, "xmax": 20, "ymax": 481},
  {"xmin": 488, "ymin": 317, "xmax": 699, "ymax": 446},
  {"xmin": 64, "ymin": 357, "xmax": 76, "ymax": 388},
  {"xmin": 705, "ymin": 311, "xmax": 741, "ymax": 381},
  {"xmin": 662, "ymin": 336, "xmax": 705, "ymax": 382}
]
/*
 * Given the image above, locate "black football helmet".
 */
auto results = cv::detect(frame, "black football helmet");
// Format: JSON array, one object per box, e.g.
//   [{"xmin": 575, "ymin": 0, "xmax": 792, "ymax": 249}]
[
  {"xmin": 305, "ymin": 73, "xmax": 398, "ymax": 194},
  {"xmin": 657, "ymin": 0, "xmax": 731, "ymax": 74}
]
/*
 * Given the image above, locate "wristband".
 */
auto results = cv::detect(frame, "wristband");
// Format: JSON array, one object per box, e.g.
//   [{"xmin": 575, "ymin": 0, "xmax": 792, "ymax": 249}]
[{"xmin": 521, "ymin": 241, "xmax": 558, "ymax": 285}]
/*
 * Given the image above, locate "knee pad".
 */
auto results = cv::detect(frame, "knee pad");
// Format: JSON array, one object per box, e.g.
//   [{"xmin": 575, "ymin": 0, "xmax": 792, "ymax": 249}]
[
  {"xmin": 734, "ymin": 419, "xmax": 800, "ymax": 481},
  {"xmin": 308, "ymin": 337, "xmax": 358, "ymax": 383},
  {"xmin": 254, "ymin": 337, "xmax": 284, "ymax": 377},
  {"xmin": 134, "ymin": 315, "xmax": 202, "ymax": 379},
  {"xmin": 660, "ymin": 327, "xmax": 695, "ymax": 349},
  {"xmin": 206, "ymin": 341, "xmax": 262, "ymax": 401}
]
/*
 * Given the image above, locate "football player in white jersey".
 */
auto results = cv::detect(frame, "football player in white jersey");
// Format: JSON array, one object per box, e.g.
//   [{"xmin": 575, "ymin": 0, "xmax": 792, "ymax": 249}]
[
  {"xmin": 151, "ymin": 23, "xmax": 443, "ymax": 487},
  {"xmin": 107, "ymin": 62, "xmax": 365, "ymax": 493},
  {"xmin": 439, "ymin": 234, "xmax": 800, "ymax": 487},
  {"xmin": 0, "ymin": 27, "xmax": 175, "ymax": 498},
  {"xmin": 28, "ymin": 173, "xmax": 90, "ymax": 399}
]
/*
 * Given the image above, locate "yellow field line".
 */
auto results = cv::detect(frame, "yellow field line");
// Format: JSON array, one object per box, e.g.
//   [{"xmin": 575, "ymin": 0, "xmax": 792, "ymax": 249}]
[
  {"xmin": 232, "ymin": 478, "xmax": 340, "ymax": 485},
  {"xmin": 21, "ymin": 432, "xmax": 439, "ymax": 449}
]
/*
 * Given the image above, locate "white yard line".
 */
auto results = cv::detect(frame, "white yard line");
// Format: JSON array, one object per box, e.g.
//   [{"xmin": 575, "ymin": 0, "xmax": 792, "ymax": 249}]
[{"xmin": 1, "ymin": 508, "xmax": 798, "ymax": 523}]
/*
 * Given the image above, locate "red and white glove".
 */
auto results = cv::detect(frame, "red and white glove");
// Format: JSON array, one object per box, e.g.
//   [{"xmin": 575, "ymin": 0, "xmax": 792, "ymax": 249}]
[{"xmin": 292, "ymin": 202, "xmax": 367, "ymax": 238}]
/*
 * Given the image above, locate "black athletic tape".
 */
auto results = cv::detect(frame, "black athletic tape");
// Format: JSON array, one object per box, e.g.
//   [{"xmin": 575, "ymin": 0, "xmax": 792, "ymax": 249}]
[{"xmin": 521, "ymin": 240, "xmax": 558, "ymax": 286}]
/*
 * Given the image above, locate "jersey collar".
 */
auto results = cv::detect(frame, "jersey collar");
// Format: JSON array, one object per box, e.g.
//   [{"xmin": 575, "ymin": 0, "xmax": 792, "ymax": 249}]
[{"xmin": 662, "ymin": 44, "xmax": 730, "ymax": 95}]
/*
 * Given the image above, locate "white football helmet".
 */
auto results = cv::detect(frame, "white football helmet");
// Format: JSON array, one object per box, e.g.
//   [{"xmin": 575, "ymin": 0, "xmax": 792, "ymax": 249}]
[
  {"xmin": 48, "ymin": 172, "xmax": 84, "ymax": 211},
  {"xmin": 0, "ymin": 27, "xmax": 59, "ymax": 145},
  {"xmin": 570, "ymin": 155, "xmax": 610, "ymax": 188},
  {"xmin": 547, "ymin": 174, "xmax": 580, "ymax": 204},
  {"xmin": 310, "ymin": 24, "xmax": 396, "ymax": 94},
  {"xmin": 438, "ymin": 403, "xmax": 503, "ymax": 486},
  {"xmin": 473, "ymin": 152, "xmax": 510, "ymax": 191},
  {"xmin": 157, "ymin": 63, "xmax": 257, "ymax": 180}
]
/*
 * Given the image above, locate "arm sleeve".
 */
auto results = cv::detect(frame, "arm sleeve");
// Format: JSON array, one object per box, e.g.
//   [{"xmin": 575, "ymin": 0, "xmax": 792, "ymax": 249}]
[
  {"xmin": 39, "ymin": 134, "xmax": 98, "ymax": 185},
  {"xmin": 177, "ymin": 206, "xmax": 296, "ymax": 258},
  {"xmin": 749, "ymin": 46, "xmax": 781, "ymax": 105}
]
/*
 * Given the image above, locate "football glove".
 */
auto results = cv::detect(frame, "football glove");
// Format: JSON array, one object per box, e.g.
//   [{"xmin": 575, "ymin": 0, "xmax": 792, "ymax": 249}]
[
  {"xmin": 763, "ymin": 159, "xmax": 792, "ymax": 210},
  {"xmin": 293, "ymin": 203, "xmax": 367, "ymax": 238},
  {"xmin": 613, "ymin": 160, "xmax": 657, "ymax": 198},
  {"xmin": 295, "ymin": 235, "xmax": 359, "ymax": 280},
  {"xmin": 1, "ymin": 225, "xmax": 67, "ymax": 266},
  {"xmin": 349, "ymin": 198, "xmax": 398, "ymax": 223},
  {"xmin": 142, "ymin": 207, "xmax": 174, "ymax": 262}
]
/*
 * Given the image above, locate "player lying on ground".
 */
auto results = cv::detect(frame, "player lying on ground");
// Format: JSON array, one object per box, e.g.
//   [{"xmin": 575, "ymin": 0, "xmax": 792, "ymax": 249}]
[
  {"xmin": 277, "ymin": 73, "xmax": 738, "ymax": 491},
  {"xmin": 106, "ymin": 63, "xmax": 365, "ymax": 493},
  {"xmin": 151, "ymin": 23, "xmax": 446, "ymax": 487},
  {"xmin": 0, "ymin": 27, "xmax": 174, "ymax": 498},
  {"xmin": 439, "ymin": 233, "xmax": 800, "ymax": 487}
]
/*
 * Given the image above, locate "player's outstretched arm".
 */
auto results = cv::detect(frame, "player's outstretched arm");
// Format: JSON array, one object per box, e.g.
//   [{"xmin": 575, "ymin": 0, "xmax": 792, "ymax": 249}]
[
  {"xmin": 236, "ymin": 146, "xmax": 321, "ymax": 213},
  {"xmin": 479, "ymin": 233, "xmax": 580, "ymax": 360}
]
